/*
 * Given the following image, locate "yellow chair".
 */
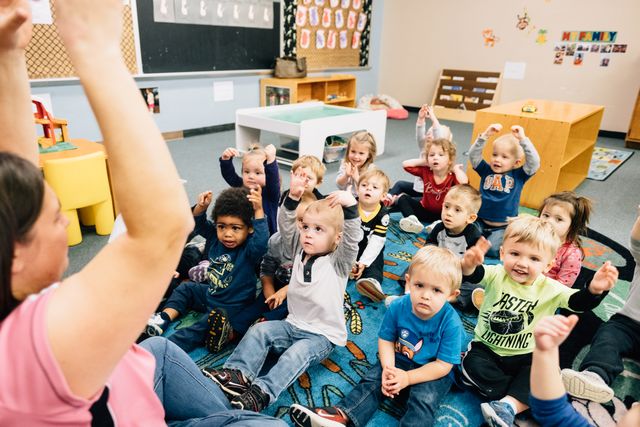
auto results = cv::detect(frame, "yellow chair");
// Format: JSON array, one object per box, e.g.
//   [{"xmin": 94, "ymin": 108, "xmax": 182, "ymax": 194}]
[{"xmin": 43, "ymin": 151, "xmax": 114, "ymax": 246}]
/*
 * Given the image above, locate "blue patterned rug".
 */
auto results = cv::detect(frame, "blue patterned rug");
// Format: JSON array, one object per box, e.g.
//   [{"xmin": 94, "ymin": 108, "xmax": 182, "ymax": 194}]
[
  {"xmin": 165, "ymin": 211, "xmax": 637, "ymax": 426},
  {"xmin": 587, "ymin": 147, "xmax": 633, "ymax": 181}
]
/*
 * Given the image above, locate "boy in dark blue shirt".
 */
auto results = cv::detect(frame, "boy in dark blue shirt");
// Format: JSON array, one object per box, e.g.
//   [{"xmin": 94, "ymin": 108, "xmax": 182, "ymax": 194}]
[
  {"xmin": 289, "ymin": 245, "xmax": 464, "ymax": 427},
  {"xmin": 145, "ymin": 187, "xmax": 269, "ymax": 353}
]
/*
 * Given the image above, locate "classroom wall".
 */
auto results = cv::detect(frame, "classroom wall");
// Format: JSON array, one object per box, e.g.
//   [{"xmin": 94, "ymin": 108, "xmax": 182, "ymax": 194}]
[
  {"xmin": 31, "ymin": 0, "xmax": 384, "ymax": 142},
  {"xmin": 378, "ymin": 0, "xmax": 640, "ymax": 132}
]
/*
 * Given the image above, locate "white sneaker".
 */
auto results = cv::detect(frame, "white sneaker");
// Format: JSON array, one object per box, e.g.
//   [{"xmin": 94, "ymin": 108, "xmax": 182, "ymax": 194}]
[
  {"xmin": 356, "ymin": 278, "xmax": 386, "ymax": 303},
  {"xmin": 425, "ymin": 220, "xmax": 442, "ymax": 234},
  {"xmin": 561, "ymin": 369, "xmax": 614, "ymax": 403},
  {"xmin": 146, "ymin": 312, "xmax": 169, "ymax": 336},
  {"xmin": 399, "ymin": 215, "xmax": 423, "ymax": 234},
  {"xmin": 384, "ymin": 295, "xmax": 402, "ymax": 308}
]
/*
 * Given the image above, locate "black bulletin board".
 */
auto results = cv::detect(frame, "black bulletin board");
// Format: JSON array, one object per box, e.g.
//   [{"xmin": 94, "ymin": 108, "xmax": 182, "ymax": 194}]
[{"xmin": 136, "ymin": 1, "xmax": 281, "ymax": 73}]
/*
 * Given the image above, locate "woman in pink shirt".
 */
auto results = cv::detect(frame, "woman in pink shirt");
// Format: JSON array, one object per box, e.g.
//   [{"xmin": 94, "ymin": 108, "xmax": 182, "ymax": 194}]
[{"xmin": 0, "ymin": 2, "xmax": 283, "ymax": 425}]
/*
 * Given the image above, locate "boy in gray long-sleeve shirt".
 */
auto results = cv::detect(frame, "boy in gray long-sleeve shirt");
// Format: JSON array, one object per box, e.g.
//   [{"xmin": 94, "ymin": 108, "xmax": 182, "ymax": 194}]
[
  {"xmin": 561, "ymin": 205, "xmax": 640, "ymax": 403},
  {"xmin": 468, "ymin": 123, "xmax": 540, "ymax": 257}
]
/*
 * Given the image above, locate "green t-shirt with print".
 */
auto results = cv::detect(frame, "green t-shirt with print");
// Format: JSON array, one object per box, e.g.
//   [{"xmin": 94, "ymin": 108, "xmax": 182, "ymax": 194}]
[{"xmin": 474, "ymin": 264, "xmax": 579, "ymax": 356}]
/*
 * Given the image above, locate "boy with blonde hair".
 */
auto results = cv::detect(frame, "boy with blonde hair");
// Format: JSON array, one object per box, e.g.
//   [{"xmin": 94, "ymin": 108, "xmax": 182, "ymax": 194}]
[
  {"xmin": 459, "ymin": 215, "xmax": 619, "ymax": 427},
  {"xmin": 352, "ymin": 168, "xmax": 392, "ymax": 302},
  {"xmin": 289, "ymin": 245, "xmax": 464, "ymax": 427},
  {"xmin": 204, "ymin": 169, "xmax": 362, "ymax": 412},
  {"xmin": 469, "ymin": 124, "xmax": 540, "ymax": 257}
]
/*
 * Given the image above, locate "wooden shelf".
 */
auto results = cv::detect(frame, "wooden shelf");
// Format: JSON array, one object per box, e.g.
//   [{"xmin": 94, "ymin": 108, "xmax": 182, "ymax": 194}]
[
  {"xmin": 626, "ymin": 89, "xmax": 640, "ymax": 149},
  {"xmin": 431, "ymin": 69, "xmax": 501, "ymax": 123},
  {"xmin": 468, "ymin": 99, "xmax": 604, "ymax": 208},
  {"xmin": 260, "ymin": 74, "xmax": 356, "ymax": 108}
]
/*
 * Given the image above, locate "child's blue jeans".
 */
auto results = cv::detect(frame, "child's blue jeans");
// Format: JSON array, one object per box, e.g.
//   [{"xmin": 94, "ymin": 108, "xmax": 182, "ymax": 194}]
[
  {"xmin": 140, "ymin": 337, "xmax": 286, "ymax": 426},
  {"xmin": 223, "ymin": 320, "xmax": 334, "ymax": 403},
  {"xmin": 336, "ymin": 360, "xmax": 452, "ymax": 427}
]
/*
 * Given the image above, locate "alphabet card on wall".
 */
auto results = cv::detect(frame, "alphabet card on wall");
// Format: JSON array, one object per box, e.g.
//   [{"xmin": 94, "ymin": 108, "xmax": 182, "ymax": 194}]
[{"xmin": 153, "ymin": 0, "xmax": 274, "ymax": 29}]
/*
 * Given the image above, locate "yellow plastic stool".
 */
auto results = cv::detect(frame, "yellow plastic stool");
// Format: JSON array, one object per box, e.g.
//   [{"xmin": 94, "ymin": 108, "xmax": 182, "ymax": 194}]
[{"xmin": 43, "ymin": 151, "xmax": 114, "ymax": 246}]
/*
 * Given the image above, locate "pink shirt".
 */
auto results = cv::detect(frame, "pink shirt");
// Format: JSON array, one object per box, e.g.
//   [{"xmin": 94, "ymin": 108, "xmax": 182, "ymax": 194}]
[
  {"xmin": 545, "ymin": 241, "xmax": 582, "ymax": 287},
  {"xmin": 0, "ymin": 287, "xmax": 166, "ymax": 425}
]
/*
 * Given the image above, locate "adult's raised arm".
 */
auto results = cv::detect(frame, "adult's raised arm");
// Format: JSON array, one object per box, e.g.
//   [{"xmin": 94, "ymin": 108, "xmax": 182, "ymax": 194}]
[{"xmin": 45, "ymin": 0, "xmax": 193, "ymax": 399}]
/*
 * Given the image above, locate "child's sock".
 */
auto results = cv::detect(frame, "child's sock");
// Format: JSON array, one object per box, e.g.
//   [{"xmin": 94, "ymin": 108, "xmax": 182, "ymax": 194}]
[{"xmin": 498, "ymin": 397, "xmax": 518, "ymax": 415}]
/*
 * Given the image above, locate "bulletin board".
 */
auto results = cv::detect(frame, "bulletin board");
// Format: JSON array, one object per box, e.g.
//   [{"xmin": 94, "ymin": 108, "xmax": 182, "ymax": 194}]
[
  {"xmin": 25, "ymin": 2, "xmax": 137, "ymax": 80},
  {"xmin": 284, "ymin": 0, "xmax": 372, "ymax": 69}
]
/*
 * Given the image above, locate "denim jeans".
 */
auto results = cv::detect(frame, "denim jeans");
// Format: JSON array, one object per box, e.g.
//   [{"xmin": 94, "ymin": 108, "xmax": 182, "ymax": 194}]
[
  {"xmin": 140, "ymin": 337, "xmax": 286, "ymax": 426},
  {"xmin": 224, "ymin": 320, "xmax": 334, "ymax": 403},
  {"xmin": 337, "ymin": 360, "xmax": 452, "ymax": 427},
  {"xmin": 475, "ymin": 219, "xmax": 507, "ymax": 258}
]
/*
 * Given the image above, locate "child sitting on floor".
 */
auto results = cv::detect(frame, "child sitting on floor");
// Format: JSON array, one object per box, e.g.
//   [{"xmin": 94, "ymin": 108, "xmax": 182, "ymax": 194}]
[
  {"xmin": 288, "ymin": 245, "xmax": 464, "ymax": 427},
  {"xmin": 336, "ymin": 131, "xmax": 378, "ymax": 198},
  {"xmin": 203, "ymin": 170, "xmax": 362, "ymax": 412},
  {"xmin": 468, "ymin": 123, "xmax": 540, "ymax": 257},
  {"xmin": 220, "ymin": 144, "xmax": 281, "ymax": 234},
  {"xmin": 145, "ymin": 187, "xmax": 269, "ymax": 353},
  {"xmin": 396, "ymin": 135, "xmax": 468, "ymax": 234},
  {"xmin": 351, "ymin": 168, "xmax": 392, "ymax": 303},
  {"xmin": 459, "ymin": 215, "xmax": 618, "ymax": 427},
  {"xmin": 561, "ymin": 204, "xmax": 640, "ymax": 404}
]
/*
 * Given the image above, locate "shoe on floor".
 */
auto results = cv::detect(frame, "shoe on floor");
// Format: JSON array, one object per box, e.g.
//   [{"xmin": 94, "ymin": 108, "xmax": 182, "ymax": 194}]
[
  {"xmin": 202, "ymin": 367, "xmax": 250, "ymax": 398},
  {"xmin": 356, "ymin": 278, "xmax": 386, "ymax": 302},
  {"xmin": 230, "ymin": 384, "xmax": 270, "ymax": 412},
  {"xmin": 289, "ymin": 404, "xmax": 348, "ymax": 427},
  {"xmin": 399, "ymin": 215, "xmax": 424, "ymax": 234},
  {"xmin": 471, "ymin": 288, "xmax": 485, "ymax": 310},
  {"xmin": 145, "ymin": 312, "xmax": 170, "ymax": 337},
  {"xmin": 205, "ymin": 308, "xmax": 232, "ymax": 353},
  {"xmin": 561, "ymin": 369, "xmax": 614, "ymax": 403},
  {"xmin": 480, "ymin": 400, "xmax": 515, "ymax": 427},
  {"xmin": 384, "ymin": 294, "xmax": 402, "ymax": 308}
]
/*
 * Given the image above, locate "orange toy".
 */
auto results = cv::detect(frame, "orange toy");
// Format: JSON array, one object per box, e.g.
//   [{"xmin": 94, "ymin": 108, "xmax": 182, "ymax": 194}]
[{"xmin": 33, "ymin": 100, "xmax": 69, "ymax": 148}]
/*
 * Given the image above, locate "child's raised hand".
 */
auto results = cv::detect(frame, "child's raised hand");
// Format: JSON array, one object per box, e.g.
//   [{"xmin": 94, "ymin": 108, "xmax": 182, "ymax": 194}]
[
  {"xmin": 418, "ymin": 104, "xmax": 429, "ymax": 120},
  {"xmin": 0, "ymin": 0, "xmax": 32, "ymax": 51},
  {"xmin": 511, "ymin": 125, "xmax": 526, "ymax": 141},
  {"xmin": 221, "ymin": 147, "xmax": 239, "ymax": 161},
  {"xmin": 289, "ymin": 170, "xmax": 307, "ymax": 200},
  {"xmin": 461, "ymin": 237, "xmax": 491, "ymax": 272},
  {"xmin": 589, "ymin": 261, "xmax": 618, "ymax": 294},
  {"xmin": 264, "ymin": 144, "xmax": 276, "ymax": 163},
  {"xmin": 247, "ymin": 185, "xmax": 263, "ymax": 212},
  {"xmin": 534, "ymin": 314, "xmax": 579, "ymax": 352},
  {"xmin": 327, "ymin": 188, "xmax": 357, "ymax": 208},
  {"xmin": 482, "ymin": 123, "xmax": 503, "ymax": 138},
  {"xmin": 197, "ymin": 191, "xmax": 213, "ymax": 208},
  {"xmin": 452, "ymin": 163, "xmax": 464, "ymax": 174}
]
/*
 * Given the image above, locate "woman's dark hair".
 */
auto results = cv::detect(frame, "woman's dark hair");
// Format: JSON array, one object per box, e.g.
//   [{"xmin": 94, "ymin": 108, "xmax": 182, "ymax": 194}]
[
  {"xmin": 0, "ymin": 153, "xmax": 45, "ymax": 321},
  {"xmin": 212, "ymin": 187, "xmax": 254, "ymax": 226}
]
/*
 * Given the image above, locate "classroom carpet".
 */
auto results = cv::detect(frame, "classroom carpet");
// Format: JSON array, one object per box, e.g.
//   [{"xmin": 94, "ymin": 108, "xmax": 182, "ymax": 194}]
[
  {"xmin": 587, "ymin": 147, "xmax": 634, "ymax": 181},
  {"xmin": 165, "ymin": 212, "xmax": 638, "ymax": 427}
]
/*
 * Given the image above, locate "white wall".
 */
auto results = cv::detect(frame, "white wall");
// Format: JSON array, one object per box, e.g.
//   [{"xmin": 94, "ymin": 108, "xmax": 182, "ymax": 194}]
[
  {"xmin": 31, "ymin": 0, "xmax": 384, "ymax": 142},
  {"xmin": 378, "ymin": 0, "xmax": 640, "ymax": 132}
]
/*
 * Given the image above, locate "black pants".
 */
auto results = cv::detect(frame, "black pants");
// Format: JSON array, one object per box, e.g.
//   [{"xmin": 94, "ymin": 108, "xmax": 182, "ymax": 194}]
[
  {"xmin": 389, "ymin": 180, "xmax": 422, "ymax": 198},
  {"xmin": 359, "ymin": 247, "xmax": 385, "ymax": 284},
  {"xmin": 579, "ymin": 313, "xmax": 640, "ymax": 384},
  {"xmin": 396, "ymin": 194, "xmax": 440, "ymax": 223},
  {"xmin": 461, "ymin": 341, "xmax": 532, "ymax": 404}
]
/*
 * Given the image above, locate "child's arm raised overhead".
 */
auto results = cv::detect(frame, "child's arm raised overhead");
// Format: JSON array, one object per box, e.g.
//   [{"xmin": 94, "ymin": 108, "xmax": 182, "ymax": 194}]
[
  {"xmin": 277, "ymin": 170, "xmax": 307, "ymax": 259},
  {"xmin": 468, "ymin": 123, "xmax": 502, "ymax": 168},
  {"xmin": 415, "ymin": 104, "xmax": 428, "ymax": 150},
  {"xmin": 566, "ymin": 261, "xmax": 618, "ymax": 312},
  {"xmin": 45, "ymin": 0, "xmax": 193, "ymax": 399},
  {"xmin": 403, "ymin": 158, "xmax": 429, "ymax": 168},
  {"xmin": 219, "ymin": 147, "xmax": 243, "ymax": 187},
  {"xmin": 263, "ymin": 144, "xmax": 281, "ymax": 203},
  {"xmin": 452, "ymin": 163, "xmax": 469, "ymax": 184},
  {"xmin": 512, "ymin": 125, "xmax": 540, "ymax": 176},
  {"xmin": 326, "ymin": 189, "xmax": 363, "ymax": 278}
]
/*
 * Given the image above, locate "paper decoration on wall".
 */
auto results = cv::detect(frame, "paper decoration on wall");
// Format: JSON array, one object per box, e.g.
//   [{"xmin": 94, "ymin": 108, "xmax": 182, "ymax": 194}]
[
  {"xmin": 601, "ymin": 44, "xmax": 612, "ymax": 53},
  {"xmin": 574, "ymin": 52, "xmax": 584, "ymax": 66},
  {"xmin": 600, "ymin": 55, "xmax": 610, "ymax": 67},
  {"xmin": 356, "ymin": 12, "xmax": 367, "ymax": 32},
  {"xmin": 30, "ymin": 0, "xmax": 53, "ymax": 24},
  {"xmin": 613, "ymin": 44, "xmax": 627, "ymax": 53},
  {"xmin": 347, "ymin": 10, "xmax": 357, "ymax": 29},
  {"xmin": 316, "ymin": 29, "xmax": 326, "ymax": 49},
  {"xmin": 590, "ymin": 44, "xmax": 600, "ymax": 53},
  {"xmin": 561, "ymin": 31, "xmax": 617, "ymax": 42},
  {"xmin": 339, "ymin": 29, "xmax": 348, "ymax": 48},
  {"xmin": 536, "ymin": 29, "xmax": 547, "ymax": 45},
  {"xmin": 353, "ymin": 0, "xmax": 362, "ymax": 9},
  {"xmin": 553, "ymin": 51, "xmax": 564, "ymax": 65},
  {"xmin": 566, "ymin": 44, "xmax": 576, "ymax": 56},
  {"xmin": 516, "ymin": 9, "xmax": 530, "ymax": 31},
  {"xmin": 330, "ymin": 0, "xmax": 339, "ymax": 7},
  {"xmin": 309, "ymin": 6, "xmax": 319, "ymax": 26},
  {"xmin": 300, "ymin": 28, "xmax": 311, "ymax": 48},
  {"xmin": 351, "ymin": 31, "xmax": 361, "ymax": 49},
  {"xmin": 552, "ymin": 30, "xmax": 627, "ymax": 67},
  {"xmin": 482, "ymin": 28, "xmax": 499, "ymax": 47},
  {"xmin": 341, "ymin": 0, "xmax": 350, "ymax": 8},
  {"xmin": 296, "ymin": 5, "xmax": 307, "ymax": 26},
  {"xmin": 140, "ymin": 88, "xmax": 160, "ymax": 114},
  {"xmin": 303, "ymin": 0, "xmax": 311, "ymax": 3},
  {"xmin": 153, "ymin": 0, "xmax": 274, "ymax": 28},
  {"xmin": 327, "ymin": 30, "xmax": 337, "ymax": 48},
  {"xmin": 315, "ymin": 0, "xmax": 324, "ymax": 5},
  {"xmin": 335, "ymin": 9, "xmax": 344, "ymax": 28},
  {"xmin": 322, "ymin": 8, "xmax": 332, "ymax": 27}
]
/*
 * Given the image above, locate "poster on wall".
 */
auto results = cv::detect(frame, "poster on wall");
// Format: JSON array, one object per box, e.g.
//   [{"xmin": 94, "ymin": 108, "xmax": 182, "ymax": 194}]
[
  {"xmin": 552, "ymin": 30, "xmax": 628, "ymax": 66},
  {"xmin": 153, "ymin": 0, "xmax": 274, "ymax": 29}
]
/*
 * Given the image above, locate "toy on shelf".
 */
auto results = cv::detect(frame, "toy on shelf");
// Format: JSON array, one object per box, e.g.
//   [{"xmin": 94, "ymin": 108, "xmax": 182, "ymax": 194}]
[{"xmin": 33, "ymin": 100, "xmax": 69, "ymax": 148}]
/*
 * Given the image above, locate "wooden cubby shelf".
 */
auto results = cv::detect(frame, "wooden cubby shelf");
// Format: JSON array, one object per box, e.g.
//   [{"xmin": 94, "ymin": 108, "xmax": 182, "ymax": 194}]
[{"xmin": 260, "ymin": 74, "xmax": 356, "ymax": 108}]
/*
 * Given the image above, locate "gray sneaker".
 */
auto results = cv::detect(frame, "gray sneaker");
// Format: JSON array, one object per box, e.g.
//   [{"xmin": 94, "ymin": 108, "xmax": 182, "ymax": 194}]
[
  {"xmin": 480, "ymin": 400, "xmax": 515, "ymax": 427},
  {"xmin": 356, "ymin": 278, "xmax": 386, "ymax": 302},
  {"xmin": 561, "ymin": 369, "xmax": 614, "ymax": 403}
]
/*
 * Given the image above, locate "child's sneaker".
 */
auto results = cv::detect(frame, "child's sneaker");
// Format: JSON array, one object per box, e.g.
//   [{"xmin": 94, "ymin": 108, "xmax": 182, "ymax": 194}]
[
  {"xmin": 471, "ymin": 288, "xmax": 485, "ymax": 310},
  {"xmin": 145, "ymin": 312, "xmax": 170, "ymax": 336},
  {"xmin": 425, "ymin": 219, "xmax": 442, "ymax": 234},
  {"xmin": 205, "ymin": 308, "xmax": 232, "ymax": 353},
  {"xmin": 384, "ymin": 294, "xmax": 402, "ymax": 308},
  {"xmin": 202, "ymin": 367, "xmax": 250, "ymax": 398},
  {"xmin": 289, "ymin": 404, "xmax": 349, "ymax": 427},
  {"xmin": 230, "ymin": 384, "xmax": 270, "ymax": 412},
  {"xmin": 480, "ymin": 400, "xmax": 515, "ymax": 427},
  {"xmin": 561, "ymin": 369, "xmax": 614, "ymax": 403},
  {"xmin": 399, "ymin": 215, "xmax": 423, "ymax": 234},
  {"xmin": 355, "ymin": 278, "xmax": 386, "ymax": 302}
]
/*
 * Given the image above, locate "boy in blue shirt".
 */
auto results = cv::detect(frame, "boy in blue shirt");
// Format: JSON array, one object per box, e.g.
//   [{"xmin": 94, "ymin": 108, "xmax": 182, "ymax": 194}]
[{"xmin": 288, "ymin": 245, "xmax": 464, "ymax": 427}]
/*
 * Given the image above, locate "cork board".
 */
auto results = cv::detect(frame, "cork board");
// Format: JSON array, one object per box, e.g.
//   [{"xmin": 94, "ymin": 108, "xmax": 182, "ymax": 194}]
[
  {"xmin": 284, "ymin": 0, "xmax": 372, "ymax": 69},
  {"xmin": 25, "ymin": 2, "xmax": 137, "ymax": 79}
]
